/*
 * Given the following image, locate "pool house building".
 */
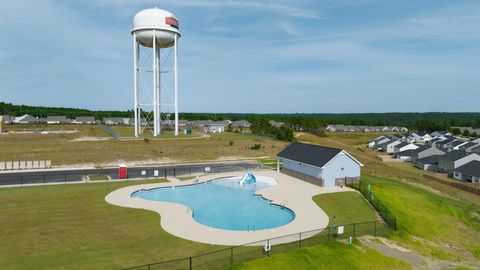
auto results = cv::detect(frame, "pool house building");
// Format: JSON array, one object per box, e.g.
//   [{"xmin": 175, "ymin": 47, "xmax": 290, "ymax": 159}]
[{"xmin": 276, "ymin": 142, "xmax": 363, "ymax": 187}]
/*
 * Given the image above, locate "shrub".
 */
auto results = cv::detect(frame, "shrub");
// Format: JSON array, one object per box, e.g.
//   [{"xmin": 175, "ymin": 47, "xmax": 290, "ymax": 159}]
[
  {"xmin": 250, "ymin": 143, "xmax": 262, "ymax": 150},
  {"xmin": 144, "ymin": 138, "xmax": 150, "ymax": 143},
  {"xmin": 229, "ymin": 140, "xmax": 234, "ymax": 146}
]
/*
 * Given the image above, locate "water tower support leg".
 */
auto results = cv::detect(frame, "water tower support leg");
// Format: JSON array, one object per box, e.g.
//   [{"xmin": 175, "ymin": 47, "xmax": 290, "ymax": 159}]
[
  {"xmin": 133, "ymin": 33, "xmax": 139, "ymax": 137},
  {"xmin": 174, "ymin": 34, "xmax": 179, "ymax": 136},
  {"xmin": 152, "ymin": 30, "xmax": 158, "ymax": 137},
  {"xmin": 156, "ymin": 46, "xmax": 161, "ymax": 135}
]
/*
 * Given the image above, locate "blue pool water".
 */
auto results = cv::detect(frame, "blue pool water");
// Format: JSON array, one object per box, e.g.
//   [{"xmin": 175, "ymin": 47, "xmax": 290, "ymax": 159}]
[{"xmin": 131, "ymin": 177, "xmax": 295, "ymax": 231}]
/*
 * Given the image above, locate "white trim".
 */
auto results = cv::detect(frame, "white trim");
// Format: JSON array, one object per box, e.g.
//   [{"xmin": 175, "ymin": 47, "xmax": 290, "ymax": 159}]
[
  {"xmin": 321, "ymin": 150, "xmax": 364, "ymax": 168},
  {"xmin": 278, "ymin": 149, "xmax": 364, "ymax": 170}
]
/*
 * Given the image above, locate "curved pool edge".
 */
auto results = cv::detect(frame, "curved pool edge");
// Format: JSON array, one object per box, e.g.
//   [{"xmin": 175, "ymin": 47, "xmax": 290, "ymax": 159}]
[{"xmin": 105, "ymin": 170, "xmax": 352, "ymax": 246}]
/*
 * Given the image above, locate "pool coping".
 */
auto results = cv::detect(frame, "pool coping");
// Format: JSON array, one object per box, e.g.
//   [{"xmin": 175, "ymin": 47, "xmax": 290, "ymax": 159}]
[{"xmin": 105, "ymin": 170, "xmax": 355, "ymax": 246}]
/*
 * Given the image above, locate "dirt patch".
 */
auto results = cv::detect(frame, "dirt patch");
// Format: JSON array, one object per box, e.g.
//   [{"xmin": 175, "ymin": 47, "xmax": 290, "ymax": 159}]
[
  {"xmin": 71, "ymin": 137, "xmax": 111, "ymax": 142},
  {"xmin": 360, "ymin": 235, "xmax": 477, "ymax": 270}
]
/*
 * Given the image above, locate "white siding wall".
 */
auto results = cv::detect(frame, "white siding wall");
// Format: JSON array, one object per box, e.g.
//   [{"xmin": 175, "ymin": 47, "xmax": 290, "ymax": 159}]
[
  {"xmin": 454, "ymin": 154, "xmax": 480, "ymax": 169},
  {"xmin": 322, "ymin": 153, "xmax": 361, "ymax": 187},
  {"xmin": 281, "ymin": 158, "xmax": 322, "ymax": 179}
]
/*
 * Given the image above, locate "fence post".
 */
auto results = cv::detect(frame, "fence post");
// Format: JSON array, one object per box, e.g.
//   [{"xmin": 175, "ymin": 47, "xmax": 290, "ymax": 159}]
[
  {"xmin": 299, "ymin": 232, "xmax": 302, "ymax": 248},
  {"xmin": 230, "ymin": 247, "xmax": 233, "ymax": 265},
  {"xmin": 353, "ymin": 223, "xmax": 356, "ymax": 237},
  {"xmin": 164, "ymin": 169, "xmax": 167, "ymax": 178},
  {"xmin": 174, "ymin": 168, "xmax": 176, "ymax": 178},
  {"xmin": 189, "ymin": 257, "xmax": 192, "ymax": 270},
  {"xmin": 374, "ymin": 221, "xmax": 377, "ymax": 237},
  {"xmin": 64, "ymin": 174, "xmax": 67, "ymax": 184},
  {"xmin": 147, "ymin": 263, "xmax": 151, "ymax": 270},
  {"xmin": 21, "ymin": 176, "xmax": 23, "ymax": 186},
  {"xmin": 43, "ymin": 175, "xmax": 46, "ymax": 185}
]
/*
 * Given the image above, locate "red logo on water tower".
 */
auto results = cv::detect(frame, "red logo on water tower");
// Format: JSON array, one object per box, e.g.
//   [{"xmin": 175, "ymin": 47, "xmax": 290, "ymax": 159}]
[{"xmin": 166, "ymin": 17, "xmax": 179, "ymax": 29}]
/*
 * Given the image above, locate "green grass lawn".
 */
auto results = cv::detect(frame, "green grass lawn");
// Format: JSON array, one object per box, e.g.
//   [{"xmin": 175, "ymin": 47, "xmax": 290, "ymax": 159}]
[
  {"xmin": 0, "ymin": 180, "xmax": 221, "ymax": 270},
  {"xmin": 362, "ymin": 175, "xmax": 480, "ymax": 262},
  {"xmin": 177, "ymin": 176, "xmax": 195, "ymax": 181},
  {"xmin": 313, "ymin": 191, "xmax": 377, "ymax": 226},
  {"xmin": 228, "ymin": 239, "xmax": 411, "ymax": 270},
  {"xmin": 87, "ymin": 174, "xmax": 109, "ymax": 181}
]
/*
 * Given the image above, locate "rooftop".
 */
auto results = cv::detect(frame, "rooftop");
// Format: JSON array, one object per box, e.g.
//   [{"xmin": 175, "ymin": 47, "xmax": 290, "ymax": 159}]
[{"xmin": 277, "ymin": 142, "xmax": 346, "ymax": 168}]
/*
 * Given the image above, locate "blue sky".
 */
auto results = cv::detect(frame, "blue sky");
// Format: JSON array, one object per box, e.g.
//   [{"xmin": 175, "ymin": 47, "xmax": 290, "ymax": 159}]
[{"xmin": 0, "ymin": 0, "xmax": 479, "ymax": 113}]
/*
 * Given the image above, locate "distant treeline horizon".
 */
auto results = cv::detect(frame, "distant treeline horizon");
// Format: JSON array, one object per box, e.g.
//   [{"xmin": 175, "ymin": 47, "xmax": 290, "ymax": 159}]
[{"xmin": 1, "ymin": 102, "xmax": 480, "ymax": 132}]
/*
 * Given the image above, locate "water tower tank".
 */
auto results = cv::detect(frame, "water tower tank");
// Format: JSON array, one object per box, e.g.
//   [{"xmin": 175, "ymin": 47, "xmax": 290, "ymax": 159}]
[{"xmin": 132, "ymin": 7, "xmax": 181, "ymax": 48}]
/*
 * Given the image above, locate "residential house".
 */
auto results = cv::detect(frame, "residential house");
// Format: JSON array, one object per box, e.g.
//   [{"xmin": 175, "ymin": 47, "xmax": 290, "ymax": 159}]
[
  {"xmin": 454, "ymin": 141, "xmax": 476, "ymax": 151},
  {"xmin": 406, "ymin": 133, "xmax": 421, "ymax": 144},
  {"xmin": 204, "ymin": 122, "xmax": 226, "ymax": 133},
  {"xmin": 415, "ymin": 155, "xmax": 443, "ymax": 171},
  {"xmin": 14, "ymin": 114, "xmax": 40, "ymax": 124},
  {"xmin": 231, "ymin": 120, "xmax": 251, "ymax": 128},
  {"xmin": 395, "ymin": 149, "xmax": 417, "ymax": 161},
  {"xmin": 384, "ymin": 140, "xmax": 402, "ymax": 153},
  {"xmin": 453, "ymin": 160, "xmax": 480, "ymax": 183},
  {"xmin": 46, "ymin": 116, "xmax": 68, "ymax": 124},
  {"xmin": 277, "ymin": 142, "xmax": 363, "ymax": 187},
  {"xmin": 393, "ymin": 142, "xmax": 419, "ymax": 153},
  {"xmin": 103, "ymin": 117, "xmax": 126, "ymax": 125},
  {"xmin": 191, "ymin": 120, "xmax": 213, "ymax": 127},
  {"xmin": 1, "ymin": 115, "xmax": 15, "ymax": 124},
  {"xmin": 410, "ymin": 145, "xmax": 445, "ymax": 163},
  {"xmin": 437, "ymin": 150, "xmax": 480, "ymax": 176},
  {"xmin": 429, "ymin": 137, "xmax": 447, "ymax": 147},
  {"xmin": 430, "ymin": 131, "xmax": 451, "ymax": 138},
  {"xmin": 269, "ymin": 120, "xmax": 285, "ymax": 128},
  {"xmin": 376, "ymin": 140, "xmax": 392, "ymax": 152},
  {"xmin": 74, "ymin": 117, "xmax": 96, "ymax": 124}
]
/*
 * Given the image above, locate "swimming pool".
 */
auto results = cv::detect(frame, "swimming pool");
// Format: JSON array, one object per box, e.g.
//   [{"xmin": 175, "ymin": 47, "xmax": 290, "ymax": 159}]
[{"xmin": 131, "ymin": 176, "xmax": 295, "ymax": 231}]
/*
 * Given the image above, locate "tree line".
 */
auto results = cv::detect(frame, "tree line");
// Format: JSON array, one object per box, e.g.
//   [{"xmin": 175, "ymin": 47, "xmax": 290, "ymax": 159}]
[{"xmin": 2, "ymin": 102, "xmax": 479, "ymax": 135}]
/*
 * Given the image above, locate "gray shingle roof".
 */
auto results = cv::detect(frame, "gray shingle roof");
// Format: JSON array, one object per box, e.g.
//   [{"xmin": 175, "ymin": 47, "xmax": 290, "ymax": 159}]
[
  {"xmin": 441, "ymin": 150, "xmax": 468, "ymax": 162},
  {"xmin": 455, "ymin": 160, "xmax": 480, "ymax": 178},
  {"xmin": 416, "ymin": 155, "xmax": 442, "ymax": 165},
  {"xmin": 397, "ymin": 149, "xmax": 417, "ymax": 156},
  {"xmin": 277, "ymin": 142, "xmax": 344, "ymax": 168},
  {"xmin": 394, "ymin": 142, "xmax": 409, "ymax": 148}
]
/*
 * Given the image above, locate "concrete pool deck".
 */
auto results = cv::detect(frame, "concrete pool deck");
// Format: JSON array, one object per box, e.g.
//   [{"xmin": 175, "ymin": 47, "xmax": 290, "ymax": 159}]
[{"xmin": 105, "ymin": 170, "xmax": 355, "ymax": 246}]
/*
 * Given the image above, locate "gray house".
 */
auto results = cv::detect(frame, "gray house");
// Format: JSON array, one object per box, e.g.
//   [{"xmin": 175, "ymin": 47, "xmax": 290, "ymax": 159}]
[
  {"xmin": 415, "ymin": 155, "xmax": 443, "ymax": 171},
  {"xmin": 14, "ymin": 114, "xmax": 40, "ymax": 124},
  {"xmin": 46, "ymin": 116, "xmax": 68, "ymax": 124},
  {"xmin": 74, "ymin": 116, "xmax": 95, "ymax": 124},
  {"xmin": 411, "ymin": 146, "xmax": 445, "ymax": 163},
  {"xmin": 384, "ymin": 140, "xmax": 402, "ymax": 153},
  {"xmin": 437, "ymin": 150, "xmax": 480, "ymax": 176},
  {"xmin": 393, "ymin": 142, "xmax": 419, "ymax": 153},
  {"xmin": 204, "ymin": 122, "xmax": 226, "ymax": 133},
  {"xmin": 277, "ymin": 142, "xmax": 363, "ymax": 187},
  {"xmin": 453, "ymin": 160, "xmax": 480, "ymax": 183},
  {"xmin": 395, "ymin": 149, "xmax": 417, "ymax": 161}
]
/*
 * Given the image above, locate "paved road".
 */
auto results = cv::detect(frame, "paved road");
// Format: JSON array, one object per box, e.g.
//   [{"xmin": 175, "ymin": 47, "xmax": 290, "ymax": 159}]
[{"xmin": 0, "ymin": 161, "xmax": 260, "ymax": 186}]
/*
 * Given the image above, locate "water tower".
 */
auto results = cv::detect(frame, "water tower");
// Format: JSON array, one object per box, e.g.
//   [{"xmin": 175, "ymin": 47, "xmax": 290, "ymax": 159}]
[{"xmin": 132, "ymin": 7, "xmax": 180, "ymax": 137}]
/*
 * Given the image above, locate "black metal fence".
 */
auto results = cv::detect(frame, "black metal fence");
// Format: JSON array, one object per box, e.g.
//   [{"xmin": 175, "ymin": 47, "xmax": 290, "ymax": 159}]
[
  {"xmin": 123, "ymin": 221, "xmax": 388, "ymax": 270},
  {"xmin": 99, "ymin": 124, "xmax": 120, "ymax": 139},
  {"xmin": 0, "ymin": 163, "xmax": 262, "ymax": 187},
  {"xmin": 350, "ymin": 182, "xmax": 397, "ymax": 230}
]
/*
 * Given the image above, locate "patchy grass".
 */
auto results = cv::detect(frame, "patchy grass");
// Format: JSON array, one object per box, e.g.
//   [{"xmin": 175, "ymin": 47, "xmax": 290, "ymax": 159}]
[
  {"xmin": 176, "ymin": 176, "xmax": 195, "ymax": 181},
  {"xmin": 88, "ymin": 174, "xmax": 110, "ymax": 181},
  {"xmin": 0, "ymin": 130, "xmax": 287, "ymax": 166},
  {"xmin": 0, "ymin": 181, "xmax": 221, "ymax": 270},
  {"xmin": 259, "ymin": 158, "xmax": 277, "ymax": 169},
  {"xmin": 362, "ymin": 175, "xmax": 480, "ymax": 262},
  {"xmin": 228, "ymin": 240, "xmax": 411, "ymax": 270}
]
